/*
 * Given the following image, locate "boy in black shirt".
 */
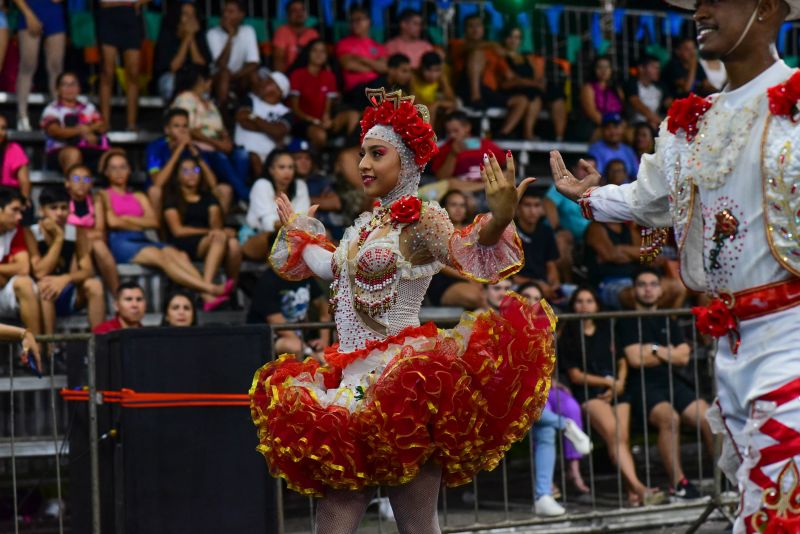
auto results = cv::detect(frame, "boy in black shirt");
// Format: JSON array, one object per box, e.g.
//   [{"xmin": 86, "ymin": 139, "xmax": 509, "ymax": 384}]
[
  {"xmin": 513, "ymin": 187, "xmax": 560, "ymax": 300},
  {"xmin": 616, "ymin": 267, "xmax": 711, "ymax": 499}
]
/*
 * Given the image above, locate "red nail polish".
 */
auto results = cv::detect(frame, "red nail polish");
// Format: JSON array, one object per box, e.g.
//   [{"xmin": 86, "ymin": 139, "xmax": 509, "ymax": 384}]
[{"xmin": 506, "ymin": 150, "xmax": 512, "ymax": 157}]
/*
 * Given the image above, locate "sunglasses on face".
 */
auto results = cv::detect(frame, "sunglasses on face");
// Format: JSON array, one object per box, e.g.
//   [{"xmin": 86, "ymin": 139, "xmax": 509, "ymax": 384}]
[
  {"xmin": 182, "ymin": 166, "xmax": 201, "ymax": 175},
  {"xmin": 70, "ymin": 175, "xmax": 92, "ymax": 183}
]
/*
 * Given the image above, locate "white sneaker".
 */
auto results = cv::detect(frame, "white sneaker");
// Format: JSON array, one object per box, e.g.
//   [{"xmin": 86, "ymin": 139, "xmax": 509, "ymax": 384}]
[
  {"xmin": 370, "ymin": 496, "xmax": 395, "ymax": 522},
  {"xmin": 563, "ymin": 419, "xmax": 593, "ymax": 455},
  {"xmin": 534, "ymin": 495, "xmax": 566, "ymax": 516},
  {"xmin": 16, "ymin": 116, "xmax": 30, "ymax": 131}
]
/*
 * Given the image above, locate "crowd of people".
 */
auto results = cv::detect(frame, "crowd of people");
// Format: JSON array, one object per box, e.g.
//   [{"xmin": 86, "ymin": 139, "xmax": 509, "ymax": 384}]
[{"xmin": 0, "ymin": 0, "xmax": 717, "ymax": 517}]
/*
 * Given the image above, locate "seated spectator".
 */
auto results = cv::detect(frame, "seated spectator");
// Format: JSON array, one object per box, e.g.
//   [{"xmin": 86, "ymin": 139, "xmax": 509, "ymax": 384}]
[
  {"xmin": 26, "ymin": 187, "xmax": 105, "ymax": 333},
  {"xmin": 290, "ymin": 141, "xmax": 343, "ymax": 239},
  {"xmin": 335, "ymin": 6, "xmax": 387, "ymax": 108},
  {"xmin": 633, "ymin": 122, "xmax": 656, "ymax": 159},
  {"xmin": 521, "ymin": 281, "xmax": 589, "ymax": 494},
  {"xmin": 93, "ymin": 281, "xmax": 145, "ymax": 334},
  {"xmin": 427, "ymin": 190, "xmax": 484, "ymax": 310},
  {"xmin": 499, "ymin": 25, "xmax": 567, "ymax": 141},
  {"xmin": 14, "ymin": 0, "xmax": 65, "ymax": 131},
  {"xmin": 147, "ymin": 108, "xmax": 233, "ymax": 215},
  {"xmin": 584, "ymin": 208, "xmax": 640, "ymax": 310},
  {"xmin": 96, "ymin": 0, "xmax": 145, "ymax": 130},
  {"xmin": 411, "ymin": 51, "xmax": 456, "ymax": 131},
  {"xmin": 247, "ymin": 266, "xmax": 330, "ymax": 359},
  {"xmin": 580, "ymin": 56, "xmax": 624, "ymax": 139},
  {"xmin": 624, "ymin": 55, "xmax": 664, "ymax": 131},
  {"xmin": 588, "ymin": 113, "xmax": 639, "ymax": 178},
  {"xmin": 98, "ymin": 150, "xmax": 234, "ymax": 305},
  {"xmin": 234, "ymin": 69, "xmax": 292, "ymax": 178},
  {"xmin": 173, "ymin": 64, "xmax": 250, "ymax": 203},
  {"xmin": 560, "ymin": 287, "xmax": 664, "ymax": 506},
  {"xmin": 0, "ymin": 187, "xmax": 41, "ymax": 339},
  {"xmin": 289, "ymin": 39, "xmax": 360, "ymax": 150},
  {"xmin": 242, "ymin": 148, "xmax": 309, "ymax": 260},
  {"xmin": 512, "ymin": 188, "xmax": 560, "ymax": 301},
  {"xmin": 663, "ymin": 38, "xmax": 715, "ymax": 99},
  {"xmin": 154, "ymin": 1, "xmax": 212, "ymax": 101},
  {"xmin": 430, "ymin": 110, "xmax": 506, "ymax": 196},
  {"xmin": 271, "ymin": 0, "xmax": 319, "ymax": 73},
  {"xmin": 544, "ymin": 155, "xmax": 596, "ymax": 283},
  {"xmin": 0, "ymin": 114, "xmax": 32, "ymax": 216},
  {"xmin": 617, "ymin": 268, "xmax": 712, "ymax": 499},
  {"xmin": 384, "ymin": 9, "xmax": 433, "ymax": 69},
  {"xmin": 206, "ymin": 0, "xmax": 260, "ymax": 115},
  {"xmin": 367, "ymin": 53, "xmax": 412, "ymax": 96},
  {"xmin": 163, "ymin": 156, "xmax": 242, "ymax": 311},
  {"xmin": 42, "ymin": 72, "xmax": 108, "ymax": 173},
  {"xmin": 161, "ymin": 289, "xmax": 197, "ymax": 327},
  {"xmin": 64, "ymin": 163, "xmax": 119, "ymax": 294}
]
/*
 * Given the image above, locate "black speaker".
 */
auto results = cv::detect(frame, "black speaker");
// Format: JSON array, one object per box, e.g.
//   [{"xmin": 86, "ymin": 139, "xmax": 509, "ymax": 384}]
[{"xmin": 68, "ymin": 325, "xmax": 277, "ymax": 534}]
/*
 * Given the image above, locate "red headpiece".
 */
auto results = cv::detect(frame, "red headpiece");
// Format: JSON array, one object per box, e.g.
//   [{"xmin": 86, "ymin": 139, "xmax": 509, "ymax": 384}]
[{"xmin": 360, "ymin": 88, "xmax": 439, "ymax": 167}]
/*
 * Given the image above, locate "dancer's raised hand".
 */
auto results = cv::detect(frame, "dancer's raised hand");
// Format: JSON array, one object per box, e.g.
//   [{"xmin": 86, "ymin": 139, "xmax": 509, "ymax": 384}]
[
  {"xmin": 551, "ymin": 150, "xmax": 601, "ymax": 201},
  {"xmin": 276, "ymin": 193, "xmax": 318, "ymax": 227},
  {"xmin": 481, "ymin": 150, "xmax": 536, "ymax": 227}
]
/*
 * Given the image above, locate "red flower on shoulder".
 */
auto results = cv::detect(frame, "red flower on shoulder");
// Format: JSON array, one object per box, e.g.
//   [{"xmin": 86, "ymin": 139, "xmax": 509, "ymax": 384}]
[
  {"xmin": 667, "ymin": 93, "xmax": 713, "ymax": 141},
  {"xmin": 768, "ymin": 71, "xmax": 800, "ymax": 118},
  {"xmin": 389, "ymin": 196, "xmax": 422, "ymax": 225}
]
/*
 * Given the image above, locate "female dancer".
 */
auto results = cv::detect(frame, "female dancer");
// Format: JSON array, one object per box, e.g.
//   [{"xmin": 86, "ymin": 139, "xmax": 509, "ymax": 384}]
[{"xmin": 250, "ymin": 88, "xmax": 555, "ymax": 533}]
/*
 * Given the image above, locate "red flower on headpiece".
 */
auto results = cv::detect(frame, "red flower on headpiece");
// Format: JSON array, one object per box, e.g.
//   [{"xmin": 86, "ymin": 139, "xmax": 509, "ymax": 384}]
[
  {"xmin": 389, "ymin": 195, "xmax": 422, "ymax": 224},
  {"xmin": 666, "ymin": 93, "xmax": 713, "ymax": 141},
  {"xmin": 768, "ymin": 71, "xmax": 800, "ymax": 118},
  {"xmin": 360, "ymin": 96, "xmax": 439, "ymax": 167}
]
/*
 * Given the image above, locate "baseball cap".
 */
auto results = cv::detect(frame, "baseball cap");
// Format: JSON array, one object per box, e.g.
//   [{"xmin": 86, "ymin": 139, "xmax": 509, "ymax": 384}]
[
  {"xmin": 601, "ymin": 112, "xmax": 623, "ymax": 126},
  {"xmin": 257, "ymin": 68, "xmax": 291, "ymax": 99}
]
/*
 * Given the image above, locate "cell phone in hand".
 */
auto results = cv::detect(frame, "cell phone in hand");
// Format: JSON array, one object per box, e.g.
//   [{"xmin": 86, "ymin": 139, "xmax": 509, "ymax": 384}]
[{"xmin": 27, "ymin": 352, "xmax": 42, "ymax": 378}]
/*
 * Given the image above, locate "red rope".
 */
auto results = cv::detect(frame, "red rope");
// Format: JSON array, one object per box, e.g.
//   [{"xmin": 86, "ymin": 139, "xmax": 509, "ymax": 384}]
[{"xmin": 60, "ymin": 388, "xmax": 249, "ymax": 408}]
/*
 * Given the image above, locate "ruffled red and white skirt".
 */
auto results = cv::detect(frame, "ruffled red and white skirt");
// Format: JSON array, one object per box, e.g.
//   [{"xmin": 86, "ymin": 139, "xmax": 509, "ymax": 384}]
[{"xmin": 249, "ymin": 293, "xmax": 556, "ymax": 497}]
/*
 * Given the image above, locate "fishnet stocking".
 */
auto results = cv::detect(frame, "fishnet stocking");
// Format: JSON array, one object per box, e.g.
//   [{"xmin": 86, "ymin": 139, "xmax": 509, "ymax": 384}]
[
  {"xmin": 315, "ymin": 486, "xmax": 375, "ymax": 534},
  {"xmin": 387, "ymin": 461, "xmax": 442, "ymax": 534}
]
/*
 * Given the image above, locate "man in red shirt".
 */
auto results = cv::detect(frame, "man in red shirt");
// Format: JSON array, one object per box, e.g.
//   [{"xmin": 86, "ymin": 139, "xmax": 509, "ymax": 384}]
[
  {"xmin": 93, "ymin": 282, "xmax": 146, "ymax": 334},
  {"xmin": 335, "ymin": 6, "xmax": 387, "ymax": 107},
  {"xmin": 0, "ymin": 187, "xmax": 41, "ymax": 339},
  {"xmin": 271, "ymin": 0, "xmax": 320, "ymax": 72}
]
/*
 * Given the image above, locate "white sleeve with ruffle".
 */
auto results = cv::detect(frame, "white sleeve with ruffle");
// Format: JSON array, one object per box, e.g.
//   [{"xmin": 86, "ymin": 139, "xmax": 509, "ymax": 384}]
[{"xmin": 269, "ymin": 214, "xmax": 336, "ymax": 281}]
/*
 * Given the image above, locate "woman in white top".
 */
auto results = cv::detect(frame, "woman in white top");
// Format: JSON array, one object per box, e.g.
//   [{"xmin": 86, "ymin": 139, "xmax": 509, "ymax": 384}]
[{"xmin": 242, "ymin": 148, "xmax": 309, "ymax": 260}]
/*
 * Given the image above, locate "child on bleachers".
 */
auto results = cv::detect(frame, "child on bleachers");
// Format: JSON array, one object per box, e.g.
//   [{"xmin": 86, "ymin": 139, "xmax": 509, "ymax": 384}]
[
  {"xmin": 24, "ymin": 187, "xmax": 105, "ymax": 333},
  {"xmin": 163, "ymin": 156, "xmax": 241, "ymax": 312},
  {"xmin": 0, "ymin": 114, "xmax": 33, "ymax": 223},
  {"xmin": 64, "ymin": 163, "xmax": 119, "ymax": 294},
  {"xmin": 410, "ymin": 51, "xmax": 456, "ymax": 133},
  {"xmin": 98, "ymin": 150, "xmax": 234, "ymax": 308}
]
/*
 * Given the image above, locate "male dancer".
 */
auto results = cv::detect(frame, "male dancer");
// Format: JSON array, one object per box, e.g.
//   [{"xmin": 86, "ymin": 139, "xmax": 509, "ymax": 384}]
[{"xmin": 553, "ymin": 0, "xmax": 800, "ymax": 531}]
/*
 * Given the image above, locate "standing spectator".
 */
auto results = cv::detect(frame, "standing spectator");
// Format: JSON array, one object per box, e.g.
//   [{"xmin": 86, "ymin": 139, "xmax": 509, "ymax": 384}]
[
  {"xmin": 624, "ymin": 55, "xmax": 665, "ymax": 131},
  {"xmin": 163, "ymin": 156, "xmax": 242, "ymax": 312},
  {"xmin": 580, "ymin": 56, "xmax": 624, "ymax": 139},
  {"xmin": 426, "ymin": 190, "xmax": 485, "ymax": 310},
  {"xmin": 146, "ymin": 107, "xmax": 233, "ymax": 215},
  {"xmin": 0, "ymin": 187, "xmax": 41, "ymax": 338},
  {"xmin": 41, "ymin": 72, "xmax": 108, "ymax": 173},
  {"xmin": 153, "ymin": 1, "xmax": 211, "ymax": 101},
  {"xmin": 98, "ymin": 150, "xmax": 233, "ymax": 305},
  {"xmin": 663, "ymin": 38, "xmax": 709, "ymax": 99},
  {"xmin": 271, "ymin": 0, "xmax": 319, "ymax": 73},
  {"xmin": 588, "ymin": 113, "xmax": 639, "ymax": 178},
  {"xmin": 242, "ymin": 148, "xmax": 308, "ymax": 260},
  {"xmin": 97, "ymin": 0, "xmax": 148, "ymax": 130},
  {"xmin": 500, "ymin": 25, "xmax": 568, "ymax": 141},
  {"xmin": 160, "ymin": 289, "xmax": 197, "ymax": 326},
  {"xmin": 560, "ymin": 287, "xmax": 665, "ymax": 506},
  {"xmin": 0, "ymin": 114, "xmax": 32, "ymax": 205},
  {"xmin": 206, "ymin": 0, "xmax": 260, "ymax": 115},
  {"xmin": 289, "ymin": 39, "xmax": 359, "ymax": 149},
  {"xmin": 632, "ymin": 122, "xmax": 656, "ymax": 159},
  {"xmin": 384, "ymin": 9, "xmax": 433, "ymax": 69},
  {"xmin": 234, "ymin": 69, "xmax": 292, "ymax": 178},
  {"xmin": 367, "ymin": 53, "xmax": 412, "ymax": 94},
  {"xmin": 411, "ymin": 51, "xmax": 456, "ymax": 131},
  {"xmin": 430, "ymin": 110, "xmax": 506, "ymax": 195},
  {"xmin": 13, "ymin": 0, "xmax": 65, "ymax": 131},
  {"xmin": 173, "ymin": 64, "xmax": 250, "ymax": 203},
  {"xmin": 290, "ymin": 140, "xmax": 342, "ymax": 238},
  {"xmin": 64, "ymin": 163, "xmax": 119, "ymax": 294},
  {"xmin": 616, "ymin": 268, "xmax": 712, "ymax": 500},
  {"xmin": 93, "ymin": 281, "xmax": 145, "ymax": 334},
  {"xmin": 335, "ymin": 6, "xmax": 387, "ymax": 108},
  {"xmin": 513, "ymin": 188, "xmax": 560, "ymax": 301},
  {"xmin": 25, "ymin": 187, "xmax": 105, "ymax": 333}
]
